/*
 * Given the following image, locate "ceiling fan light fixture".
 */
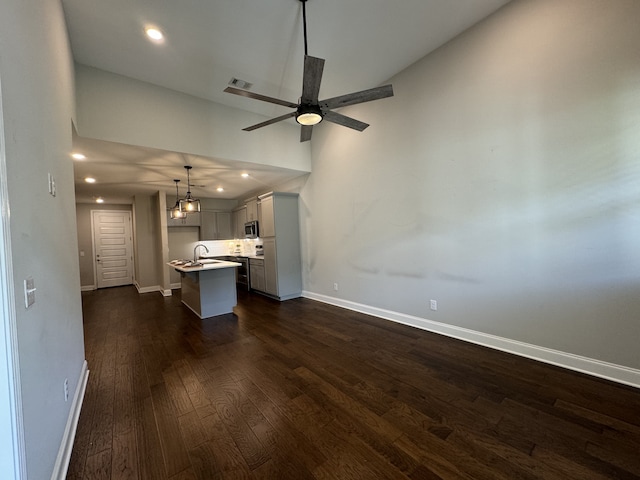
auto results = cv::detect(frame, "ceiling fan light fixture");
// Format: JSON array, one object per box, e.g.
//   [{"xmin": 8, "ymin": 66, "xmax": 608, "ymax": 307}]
[{"xmin": 296, "ymin": 104, "xmax": 323, "ymax": 126}]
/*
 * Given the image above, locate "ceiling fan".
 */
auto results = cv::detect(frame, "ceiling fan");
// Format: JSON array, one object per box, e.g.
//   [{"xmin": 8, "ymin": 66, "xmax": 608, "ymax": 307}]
[{"xmin": 224, "ymin": 0, "xmax": 394, "ymax": 142}]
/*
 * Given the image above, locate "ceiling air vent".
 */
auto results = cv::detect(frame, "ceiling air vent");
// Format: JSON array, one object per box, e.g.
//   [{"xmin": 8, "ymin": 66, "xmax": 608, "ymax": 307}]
[{"xmin": 228, "ymin": 77, "xmax": 253, "ymax": 90}]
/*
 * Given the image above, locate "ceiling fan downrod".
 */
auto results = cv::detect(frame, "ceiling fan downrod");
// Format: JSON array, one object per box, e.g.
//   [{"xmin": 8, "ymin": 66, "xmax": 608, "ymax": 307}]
[{"xmin": 301, "ymin": 0, "xmax": 309, "ymax": 57}]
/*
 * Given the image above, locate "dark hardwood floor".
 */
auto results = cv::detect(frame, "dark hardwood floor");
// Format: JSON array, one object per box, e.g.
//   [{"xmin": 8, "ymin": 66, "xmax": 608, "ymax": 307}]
[{"xmin": 67, "ymin": 286, "xmax": 640, "ymax": 479}]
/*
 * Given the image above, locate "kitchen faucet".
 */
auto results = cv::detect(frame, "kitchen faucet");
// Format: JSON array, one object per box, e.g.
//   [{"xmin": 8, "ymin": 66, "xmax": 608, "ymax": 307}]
[{"xmin": 193, "ymin": 243, "xmax": 209, "ymax": 264}]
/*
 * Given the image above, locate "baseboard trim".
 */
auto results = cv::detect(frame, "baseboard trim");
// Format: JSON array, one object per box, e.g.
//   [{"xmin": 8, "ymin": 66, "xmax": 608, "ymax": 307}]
[
  {"xmin": 134, "ymin": 282, "xmax": 167, "ymax": 295},
  {"xmin": 50, "ymin": 360, "xmax": 89, "ymax": 480},
  {"xmin": 302, "ymin": 291, "xmax": 640, "ymax": 389},
  {"xmin": 80, "ymin": 285, "xmax": 95, "ymax": 292}
]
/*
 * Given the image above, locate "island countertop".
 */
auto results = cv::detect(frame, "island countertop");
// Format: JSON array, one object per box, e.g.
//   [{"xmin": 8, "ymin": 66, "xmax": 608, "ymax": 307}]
[{"xmin": 168, "ymin": 258, "xmax": 241, "ymax": 273}]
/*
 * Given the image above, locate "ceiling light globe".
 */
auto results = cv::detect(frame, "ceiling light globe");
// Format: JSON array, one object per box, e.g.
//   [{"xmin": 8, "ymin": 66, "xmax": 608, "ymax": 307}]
[
  {"xmin": 145, "ymin": 27, "xmax": 164, "ymax": 41},
  {"xmin": 296, "ymin": 112, "xmax": 322, "ymax": 126}
]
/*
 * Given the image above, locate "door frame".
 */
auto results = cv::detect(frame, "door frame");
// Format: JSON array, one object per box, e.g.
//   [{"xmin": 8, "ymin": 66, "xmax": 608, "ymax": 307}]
[
  {"xmin": 0, "ymin": 74, "xmax": 27, "ymax": 479},
  {"xmin": 90, "ymin": 209, "xmax": 135, "ymax": 289}
]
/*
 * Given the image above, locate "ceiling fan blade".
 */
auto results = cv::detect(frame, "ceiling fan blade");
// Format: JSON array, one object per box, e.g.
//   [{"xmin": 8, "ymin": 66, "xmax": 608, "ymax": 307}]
[
  {"xmin": 323, "ymin": 111, "xmax": 369, "ymax": 132},
  {"xmin": 320, "ymin": 84, "xmax": 394, "ymax": 110},
  {"xmin": 243, "ymin": 112, "xmax": 297, "ymax": 131},
  {"xmin": 301, "ymin": 55, "xmax": 325, "ymax": 104},
  {"xmin": 224, "ymin": 86, "xmax": 298, "ymax": 109},
  {"xmin": 300, "ymin": 125, "xmax": 313, "ymax": 142}
]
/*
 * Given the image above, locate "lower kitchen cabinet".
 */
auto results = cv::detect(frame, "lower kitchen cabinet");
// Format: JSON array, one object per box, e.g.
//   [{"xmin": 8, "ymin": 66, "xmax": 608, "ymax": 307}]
[{"xmin": 249, "ymin": 257, "xmax": 265, "ymax": 292}]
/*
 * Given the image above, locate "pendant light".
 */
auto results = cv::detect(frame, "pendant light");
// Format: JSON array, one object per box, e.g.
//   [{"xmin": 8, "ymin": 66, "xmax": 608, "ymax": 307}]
[
  {"xmin": 169, "ymin": 179, "xmax": 186, "ymax": 219},
  {"xmin": 179, "ymin": 165, "xmax": 201, "ymax": 213}
]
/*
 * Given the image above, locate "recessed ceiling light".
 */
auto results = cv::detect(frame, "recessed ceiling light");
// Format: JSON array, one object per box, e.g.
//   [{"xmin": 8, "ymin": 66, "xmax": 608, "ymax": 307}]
[
  {"xmin": 241, "ymin": 173, "xmax": 249, "ymax": 178},
  {"xmin": 95, "ymin": 197, "xmax": 104, "ymax": 204},
  {"xmin": 85, "ymin": 177, "xmax": 96, "ymax": 183},
  {"xmin": 145, "ymin": 27, "xmax": 164, "ymax": 42},
  {"xmin": 216, "ymin": 187, "xmax": 224, "ymax": 192},
  {"xmin": 71, "ymin": 153, "xmax": 86, "ymax": 160}
]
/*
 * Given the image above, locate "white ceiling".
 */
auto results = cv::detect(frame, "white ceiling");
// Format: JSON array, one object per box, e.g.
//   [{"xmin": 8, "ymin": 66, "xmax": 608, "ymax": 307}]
[{"xmin": 62, "ymin": 0, "xmax": 511, "ymax": 204}]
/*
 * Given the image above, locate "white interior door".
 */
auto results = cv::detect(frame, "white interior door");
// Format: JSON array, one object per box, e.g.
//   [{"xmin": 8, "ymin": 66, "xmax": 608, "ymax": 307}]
[{"xmin": 92, "ymin": 210, "xmax": 133, "ymax": 288}]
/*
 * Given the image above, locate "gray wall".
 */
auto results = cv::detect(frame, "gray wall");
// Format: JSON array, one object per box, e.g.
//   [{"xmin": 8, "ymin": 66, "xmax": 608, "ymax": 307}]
[
  {"xmin": 75, "ymin": 64, "xmax": 312, "ymax": 173},
  {"xmin": 0, "ymin": 0, "xmax": 86, "ymax": 477},
  {"xmin": 133, "ymin": 193, "xmax": 161, "ymax": 290},
  {"xmin": 76, "ymin": 203, "xmax": 133, "ymax": 288},
  {"xmin": 65, "ymin": 0, "xmax": 640, "ymax": 380},
  {"xmin": 300, "ymin": 0, "xmax": 640, "ymax": 370}
]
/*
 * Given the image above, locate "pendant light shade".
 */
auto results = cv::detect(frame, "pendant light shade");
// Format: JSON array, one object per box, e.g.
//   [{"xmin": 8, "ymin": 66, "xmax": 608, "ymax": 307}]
[
  {"xmin": 178, "ymin": 165, "xmax": 201, "ymax": 213},
  {"xmin": 169, "ymin": 179, "xmax": 186, "ymax": 219}
]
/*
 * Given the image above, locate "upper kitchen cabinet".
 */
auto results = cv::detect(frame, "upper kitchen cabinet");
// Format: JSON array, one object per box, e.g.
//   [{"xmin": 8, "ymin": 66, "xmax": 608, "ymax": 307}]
[
  {"xmin": 201, "ymin": 210, "xmax": 232, "ymax": 240},
  {"xmin": 260, "ymin": 195, "xmax": 275, "ymax": 238},
  {"xmin": 257, "ymin": 192, "xmax": 301, "ymax": 300},
  {"xmin": 246, "ymin": 197, "xmax": 259, "ymax": 222},
  {"xmin": 232, "ymin": 206, "xmax": 247, "ymax": 239}
]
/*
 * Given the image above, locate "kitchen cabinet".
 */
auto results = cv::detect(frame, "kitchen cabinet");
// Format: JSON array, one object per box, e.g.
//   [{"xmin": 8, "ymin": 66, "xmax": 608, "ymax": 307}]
[
  {"xmin": 200, "ymin": 210, "xmax": 232, "ymax": 240},
  {"xmin": 259, "ymin": 195, "xmax": 275, "ymax": 237},
  {"xmin": 249, "ymin": 257, "xmax": 265, "ymax": 292},
  {"xmin": 232, "ymin": 206, "xmax": 247, "ymax": 239},
  {"xmin": 262, "ymin": 237, "xmax": 277, "ymax": 295},
  {"xmin": 246, "ymin": 198, "xmax": 259, "ymax": 222},
  {"xmin": 256, "ymin": 192, "xmax": 301, "ymax": 300},
  {"xmin": 169, "ymin": 259, "xmax": 240, "ymax": 318}
]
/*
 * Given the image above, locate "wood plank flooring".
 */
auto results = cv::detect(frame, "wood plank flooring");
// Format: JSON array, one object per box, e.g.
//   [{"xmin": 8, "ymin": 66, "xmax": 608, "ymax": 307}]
[{"xmin": 67, "ymin": 286, "xmax": 640, "ymax": 479}]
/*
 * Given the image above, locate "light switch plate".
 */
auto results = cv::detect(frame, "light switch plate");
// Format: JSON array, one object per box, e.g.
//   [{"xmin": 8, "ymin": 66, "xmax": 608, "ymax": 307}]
[
  {"xmin": 24, "ymin": 277, "xmax": 36, "ymax": 308},
  {"xmin": 48, "ymin": 173, "xmax": 56, "ymax": 197}
]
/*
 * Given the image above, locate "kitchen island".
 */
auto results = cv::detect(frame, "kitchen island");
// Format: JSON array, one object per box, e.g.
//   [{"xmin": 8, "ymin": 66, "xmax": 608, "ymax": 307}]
[{"xmin": 169, "ymin": 259, "xmax": 241, "ymax": 318}]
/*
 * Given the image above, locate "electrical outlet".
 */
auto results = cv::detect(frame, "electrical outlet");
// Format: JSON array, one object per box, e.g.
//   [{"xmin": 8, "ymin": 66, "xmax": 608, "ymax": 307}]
[
  {"xmin": 64, "ymin": 378, "xmax": 69, "ymax": 402},
  {"xmin": 333, "ymin": 282, "xmax": 339, "ymax": 291},
  {"xmin": 430, "ymin": 299, "xmax": 438, "ymax": 311}
]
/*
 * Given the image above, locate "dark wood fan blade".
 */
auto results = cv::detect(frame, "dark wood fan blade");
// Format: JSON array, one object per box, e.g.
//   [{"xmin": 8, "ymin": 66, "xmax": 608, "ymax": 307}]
[
  {"xmin": 301, "ymin": 56, "xmax": 325, "ymax": 104},
  {"xmin": 300, "ymin": 125, "xmax": 313, "ymax": 142},
  {"xmin": 320, "ymin": 84, "xmax": 394, "ymax": 110},
  {"xmin": 224, "ymin": 87, "xmax": 298, "ymax": 109},
  {"xmin": 323, "ymin": 111, "xmax": 369, "ymax": 131},
  {"xmin": 242, "ymin": 112, "xmax": 297, "ymax": 131}
]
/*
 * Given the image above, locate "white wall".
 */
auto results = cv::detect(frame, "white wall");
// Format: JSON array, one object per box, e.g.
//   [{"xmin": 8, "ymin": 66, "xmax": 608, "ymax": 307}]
[
  {"xmin": 0, "ymin": 0, "xmax": 86, "ymax": 478},
  {"xmin": 75, "ymin": 64, "xmax": 312, "ymax": 173},
  {"xmin": 300, "ymin": 0, "xmax": 640, "ymax": 373}
]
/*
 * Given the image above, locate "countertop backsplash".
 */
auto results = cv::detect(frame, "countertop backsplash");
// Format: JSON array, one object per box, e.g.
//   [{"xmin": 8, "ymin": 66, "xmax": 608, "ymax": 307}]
[{"xmin": 193, "ymin": 238, "xmax": 263, "ymax": 258}]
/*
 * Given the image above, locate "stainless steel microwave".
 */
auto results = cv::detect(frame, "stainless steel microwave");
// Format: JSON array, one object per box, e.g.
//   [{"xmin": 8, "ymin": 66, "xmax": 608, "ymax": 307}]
[{"xmin": 244, "ymin": 220, "xmax": 259, "ymax": 238}]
